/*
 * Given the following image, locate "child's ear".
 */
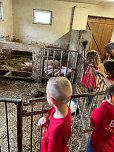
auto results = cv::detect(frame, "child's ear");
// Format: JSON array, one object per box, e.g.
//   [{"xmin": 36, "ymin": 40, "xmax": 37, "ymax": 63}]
[
  {"xmin": 51, "ymin": 97, "xmax": 60, "ymax": 106},
  {"xmin": 111, "ymin": 96, "xmax": 114, "ymax": 105},
  {"xmin": 51, "ymin": 97, "xmax": 56, "ymax": 104},
  {"xmin": 106, "ymin": 95, "xmax": 110, "ymax": 99}
]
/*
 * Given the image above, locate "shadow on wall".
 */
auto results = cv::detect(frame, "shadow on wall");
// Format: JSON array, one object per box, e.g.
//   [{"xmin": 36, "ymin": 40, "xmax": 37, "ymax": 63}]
[
  {"xmin": 46, "ymin": 30, "xmax": 91, "ymax": 52},
  {"xmin": 52, "ymin": 31, "xmax": 71, "ymax": 49},
  {"xmin": 12, "ymin": 32, "xmax": 71, "ymax": 49},
  {"xmin": 0, "ymin": 30, "xmax": 91, "ymax": 52}
]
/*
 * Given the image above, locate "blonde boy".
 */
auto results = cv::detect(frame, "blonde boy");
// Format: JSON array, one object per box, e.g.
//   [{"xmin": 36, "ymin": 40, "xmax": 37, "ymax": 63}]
[{"xmin": 38, "ymin": 77, "xmax": 72, "ymax": 152}]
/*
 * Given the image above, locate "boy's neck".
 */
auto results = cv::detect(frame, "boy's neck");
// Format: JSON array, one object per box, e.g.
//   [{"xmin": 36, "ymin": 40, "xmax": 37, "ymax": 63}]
[{"xmin": 53, "ymin": 104, "xmax": 68, "ymax": 118}]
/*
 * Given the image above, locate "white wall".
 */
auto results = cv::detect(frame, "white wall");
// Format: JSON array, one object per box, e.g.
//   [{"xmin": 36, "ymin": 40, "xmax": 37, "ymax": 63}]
[
  {"xmin": 12, "ymin": 0, "xmax": 114, "ymax": 44},
  {"xmin": 13, "ymin": 0, "xmax": 73, "ymax": 44},
  {"xmin": 72, "ymin": 4, "xmax": 114, "ymax": 30},
  {"xmin": 0, "ymin": 0, "xmax": 13, "ymax": 41}
]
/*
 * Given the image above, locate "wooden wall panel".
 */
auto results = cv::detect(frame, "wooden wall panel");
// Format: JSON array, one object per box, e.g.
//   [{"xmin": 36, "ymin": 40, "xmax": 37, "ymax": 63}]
[{"xmin": 87, "ymin": 16, "xmax": 114, "ymax": 60}]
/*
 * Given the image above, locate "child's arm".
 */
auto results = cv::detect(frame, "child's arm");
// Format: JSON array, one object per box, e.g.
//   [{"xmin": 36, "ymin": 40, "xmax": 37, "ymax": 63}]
[
  {"xmin": 38, "ymin": 113, "xmax": 49, "ymax": 127},
  {"xmin": 95, "ymin": 70, "xmax": 104, "ymax": 77},
  {"xmin": 102, "ymin": 77, "xmax": 114, "ymax": 87}
]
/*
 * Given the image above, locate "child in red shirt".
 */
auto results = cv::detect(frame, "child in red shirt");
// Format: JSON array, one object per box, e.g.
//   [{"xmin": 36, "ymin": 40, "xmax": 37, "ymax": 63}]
[
  {"xmin": 86, "ymin": 84, "xmax": 114, "ymax": 152},
  {"xmin": 38, "ymin": 77, "xmax": 72, "ymax": 152},
  {"xmin": 81, "ymin": 50, "xmax": 100, "ymax": 104},
  {"xmin": 101, "ymin": 60, "xmax": 114, "ymax": 87}
]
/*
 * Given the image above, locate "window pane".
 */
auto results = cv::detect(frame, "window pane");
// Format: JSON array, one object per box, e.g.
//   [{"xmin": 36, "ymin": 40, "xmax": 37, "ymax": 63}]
[
  {"xmin": 0, "ymin": 2, "xmax": 1, "ymax": 19},
  {"xmin": 0, "ymin": 2, "xmax": 3, "ymax": 19},
  {"xmin": 33, "ymin": 9, "xmax": 52, "ymax": 25}
]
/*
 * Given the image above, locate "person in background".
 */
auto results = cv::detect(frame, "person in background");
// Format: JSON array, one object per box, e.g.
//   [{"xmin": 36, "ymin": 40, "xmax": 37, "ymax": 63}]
[
  {"xmin": 81, "ymin": 50, "xmax": 100, "ymax": 104},
  {"xmin": 86, "ymin": 84, "xmax": 114, "ymax": 152},
  {"xmin": 38, "ymin": 77, "xmax": 72, "ymax": 152},
  {"xmin": 104, "ymin": 42, "xmax": 114, "ymax": 59},
  {"xmin": 100, "ymin": 60, "xmax": 114, "ymax": 87},
  {"xmin": 68, "ymin": 98, "xmax": 79, "ymax": 116}
]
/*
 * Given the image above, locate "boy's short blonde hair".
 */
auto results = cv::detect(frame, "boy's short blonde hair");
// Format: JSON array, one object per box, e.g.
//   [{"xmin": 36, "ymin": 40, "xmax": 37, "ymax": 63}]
[{"xmin": 47, "ymin": 77, "xmax": 72, "ymax": 103}]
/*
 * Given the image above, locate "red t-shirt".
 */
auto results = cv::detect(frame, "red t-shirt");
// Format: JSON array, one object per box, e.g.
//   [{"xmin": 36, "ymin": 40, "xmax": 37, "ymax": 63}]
[
  {"xmin": 40, "ymin": 107, "xmax": 71, "ymax": 152},
  {"xmin": 91, "ymin": 100, "xmax": 114, "ymax": 152},
  {"xmin": 81, "ymin": 65, "xmax": 98, "ymax": 89}
]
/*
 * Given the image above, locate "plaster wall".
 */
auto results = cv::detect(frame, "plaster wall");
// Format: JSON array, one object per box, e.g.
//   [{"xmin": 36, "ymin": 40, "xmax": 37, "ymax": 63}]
[
  {"xmin": 13, "ymin": 0, "xmax": 72, "ymax": 45},
  {"xmin": 12, "ymin": 0, "xmax": 114, "ymax": 44},
  {"xmin": 0, "ymin": 0, "xmax": 13, "ymax": 41}
]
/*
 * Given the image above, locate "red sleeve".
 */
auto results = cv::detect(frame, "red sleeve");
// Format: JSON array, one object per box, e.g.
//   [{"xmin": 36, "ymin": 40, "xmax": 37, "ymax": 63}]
[
  {"xmin": 47, "ymin": 131, "xmax": 62, "ymax": 152},
  {"xmin": 90, "ymin": 101, "xmax": 107, "ymax": 130},
  {"xmin": 93, "ymin": 65, "xmax": 98, "ymax": 70}
]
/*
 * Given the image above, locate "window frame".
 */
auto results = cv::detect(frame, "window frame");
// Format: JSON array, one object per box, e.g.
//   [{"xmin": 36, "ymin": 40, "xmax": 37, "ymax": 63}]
[
  {"xmin": 33, "ymin": 9, "xmax": 52, "ymax": 25},
  {"xmin": 0, "ymin": 2, "xmax": 3, "ymax": 20}
]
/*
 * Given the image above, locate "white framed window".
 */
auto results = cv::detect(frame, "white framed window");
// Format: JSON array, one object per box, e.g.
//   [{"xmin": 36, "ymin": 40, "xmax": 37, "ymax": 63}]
[
  {"xmin": 33, "ymin": 9, "xmax": 52, "ymax": 25},
  {"xmin": 0, "ymin": 2, "xmax": 3, "ymax": 20}
]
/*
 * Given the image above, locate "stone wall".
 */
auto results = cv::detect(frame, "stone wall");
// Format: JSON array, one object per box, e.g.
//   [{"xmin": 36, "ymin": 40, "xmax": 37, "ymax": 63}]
[{"xmin": 0, "ymin": 41, "xmax": 43, "ymax": 82}]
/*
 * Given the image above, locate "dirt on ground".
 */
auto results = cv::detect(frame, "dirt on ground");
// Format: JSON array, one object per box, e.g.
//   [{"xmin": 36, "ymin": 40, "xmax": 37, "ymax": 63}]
[{"xmin": 0, "ymin": 78, "xmax": 47, "ymax": 152}]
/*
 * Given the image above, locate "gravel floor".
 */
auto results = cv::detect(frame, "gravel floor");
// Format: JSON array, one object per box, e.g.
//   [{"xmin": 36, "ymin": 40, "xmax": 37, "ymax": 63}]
[
  {"xmin": 0, "ymin": 78, "xmax": 82, "ymax": 152},
  {"xmin": 0, "ymin": 78, "xmax": 46, "ymax": 152}
]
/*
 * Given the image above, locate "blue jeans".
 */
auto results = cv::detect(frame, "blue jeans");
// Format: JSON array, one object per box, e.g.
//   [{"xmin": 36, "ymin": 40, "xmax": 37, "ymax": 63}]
[
  {"xmin": 87, "ymin": 89, "xmax": 93, "ymax": 105},
  {"xmin": 86, "ymin": 137, "xmax": 94, "ymax": 152}
]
